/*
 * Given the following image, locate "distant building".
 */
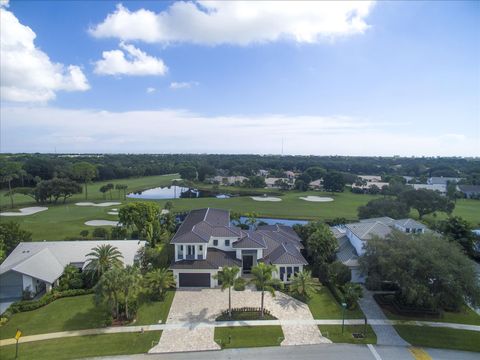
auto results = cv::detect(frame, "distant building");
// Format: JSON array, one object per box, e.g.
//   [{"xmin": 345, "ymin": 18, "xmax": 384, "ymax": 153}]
[
  {"xmin": 412, "ymin": 184, "xmax": 447, "ymax": 194},
  {"xmin": 265, "ymin": 177, "xmax": 294, "ymax": 189},
  {"xmin": 457, "ymin": 185, "xmax": 480, "ymax": 199},
  {"xmin": 257, "ymin": 169, "xmax": 269, "ymax": 177},
  {"xmin": 332, "ymin": 217, "xmax": 429, "ymax": 283},
  {"xmin": 359, "ymin": 175, "xmax": 382, "ymax": 183},
  {"xmin": 309, "ymin": 179, "xmax": 323, "ymax": 190},
  {"xmin": 212, "ymin": 176, "xmax": 248, "ymax": 186},
  {"xmin": 427, "ymin": 177, "xmax": 461, "ymax": 185},
  {"xmin": 285, "ymin": 171, "xmax": 295, "ymax": 179}
]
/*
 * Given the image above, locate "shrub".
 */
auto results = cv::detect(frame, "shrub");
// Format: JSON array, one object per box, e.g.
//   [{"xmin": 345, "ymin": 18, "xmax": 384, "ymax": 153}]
[
  {"xmin": 92, "ymin": 227, "xmax": 109, "ymax": 239},
  {"xmin": 80, "ymin": 230, "xmax": 89, "ymax": 238},
  {"xmin": 233, "ymin": 278, "xmax": 246, "ymax": 291},
  {"xmin": 328, "ymin": 261, "xmax": 351, "ymax": 287}
]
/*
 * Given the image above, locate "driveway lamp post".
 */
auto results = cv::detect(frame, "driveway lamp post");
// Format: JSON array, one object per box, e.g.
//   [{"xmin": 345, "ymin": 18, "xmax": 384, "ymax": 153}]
[{"xmin": 341, "ymin": 302, "xmax": 347, "ymax": 334}]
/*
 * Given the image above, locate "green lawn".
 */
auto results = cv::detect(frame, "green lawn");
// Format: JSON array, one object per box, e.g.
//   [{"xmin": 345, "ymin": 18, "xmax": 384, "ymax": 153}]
[
  {"xmin": 394, "ymin": 325, "xmax": 480, "ymax": 353},
  {"xmin": 307, "ymin": 287, "xmax": 365, "ymax": 319},
  {"xmin": 0, "ymin": 295, "xmax": 107, "ymax": 340},
  {"xmin": 214, "ymin": 326, "xmax": 284, "ymax": 349},
  {"xmin": 135, "ymin": 290, "xmax": 175, "ymax": 325},
  {"xmin": 422, "ymin": 199, "xmax": 480, "ymax": 226},
  {"xmin": 318, "ymin": 325, "xmax": 377, "ymax": 344},
  {"xmin": 380, "ymin": 301, "xmax": 480, "ymax": 326},
  {"xmin": 0, "ymin": 331, "xmax": 161, "ymax": 360}
]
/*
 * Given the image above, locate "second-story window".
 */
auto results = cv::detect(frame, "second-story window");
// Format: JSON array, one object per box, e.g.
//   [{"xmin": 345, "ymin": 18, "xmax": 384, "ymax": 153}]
[
  {"xmin": 199, "ymin": 245, "xmax": 203, "ymax": 251},
  {"xmin": 213, "ymin": 239, "xmax": 218, "ymax": 246},
  {"xmin": 225, "ymin": 239, "xmax": 230, "ymax": 246}
]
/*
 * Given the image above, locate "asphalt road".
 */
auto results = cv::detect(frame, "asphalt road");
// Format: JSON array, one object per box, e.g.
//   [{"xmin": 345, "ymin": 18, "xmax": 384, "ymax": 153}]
[{"xmin": 90, "ymin": 344, "xmax": 479, "ymax": 360}]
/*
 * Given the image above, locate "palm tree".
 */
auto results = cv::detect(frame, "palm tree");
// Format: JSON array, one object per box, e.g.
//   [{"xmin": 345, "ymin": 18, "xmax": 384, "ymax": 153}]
[
  {"xmin": 85, "ymin": 244, "xmax": 123, "ymax": 279},
  {"xmin": 250, "ymin": 263, "xmax": 283, "ymax": 318},
  {"xmin": 143, "ymin": 268, "xmax": 176, "ymax": 300},
  {"xmin": 289, "ymin": 270, "xmax": 320, "ymax": 299},
  {"xmin": 95, "ymin": 267, "xmax": 123, "ymax": 319},
  {"xmin": 120, "ymin": 266, "xmax": 141, "ymax": 320},
  {"xmin": 245, "ymin": 212, "xmax": 258, "ymax": 230},
  {"xmin": 213, "ymin": 266, "xmax": 240, "ymax": 318}
]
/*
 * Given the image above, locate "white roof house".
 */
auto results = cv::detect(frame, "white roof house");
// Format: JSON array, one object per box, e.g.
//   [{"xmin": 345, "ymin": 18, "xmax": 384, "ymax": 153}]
[
  {"xmin": 0, "ymin": 240, "xmax": 145, "ymax": 302},
  {"xmin": 412, "ymin": 184, "xmax": 447, "ymax": 194}
]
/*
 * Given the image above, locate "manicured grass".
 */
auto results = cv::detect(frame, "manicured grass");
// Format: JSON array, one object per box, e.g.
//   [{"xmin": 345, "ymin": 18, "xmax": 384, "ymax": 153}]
[
  {"xmin": 394, "ymin": 325, "xmax": 480, "ymax": 353},
  {"xmin": 379, "ymin": 300, "xmax": 480, "ymax": 326},
  {"xmin": 0, "ymin": 295, "xmax": 106, "ymax": 340},
  {"xmin": 214, "ymin": 326, "xmax": 284, "ymax": 349},
  {"xmin": 135, "ymin": 290, "xmax": 175, "ymax": 325},
  {"xmin": 418, "ymin": 199, "xmax": 480, "ymax": 226},
  {"xmin": 307, "ymin": 287, "xmax": 365, "ymax": 319},
  {"xmin": 318, "ymin": 325, "xmax": 377, "ymax": 344},
  {"xmin": 0, "ymin": 331, "xmax": 161, "ymax": 360}
]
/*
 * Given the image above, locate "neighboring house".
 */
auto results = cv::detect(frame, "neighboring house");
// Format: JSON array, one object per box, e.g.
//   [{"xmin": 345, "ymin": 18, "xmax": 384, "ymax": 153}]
[
  {"xmin": 457, "ymin": 185, "xmax": 480, "ymax": 199},
  {"xmin": 427, "ymin": 177, "xmax": 461, "ymax": 185},
  {"xmin": 309, "ymin": 178, "xmax": 323, "ymax": 190},
  {"xmin": 0, "ymin": 240, "xmax": 145, "ymax": 301},
  {"xmin": 257, "ymin": 169, "xmax": 269, "ymax": 177},
  {"xmin": 170, "ymin": 208, "xmax": 307, "ymax": 288},
  {"xmin": 412, "ymin": 183, "xmax": 447, "ymax": 194},
  {"xmin": 265, "ymin": 177, "xmax": 294, "ymax": 189},
  {"xmin": 285, "ymin": 171, "xmax": 295, "ymax": 179},
  {"xmin": 359, "ymin": 175, "xmax": 382, "ymax": 183},
  {"xmin": 352, "ymin": 181, "xmax": 389, "ymax": 191},
  {"xmin": 212, "ymin": 175, "xmax": 248, "ymax": 186},
  {"xmin": 331, "ymin": 217, "xmax": 428, "ymax": 283}
]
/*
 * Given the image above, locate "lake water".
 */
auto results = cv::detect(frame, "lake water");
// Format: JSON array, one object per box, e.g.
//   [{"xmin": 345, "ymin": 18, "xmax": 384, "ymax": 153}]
[
  {"xmin": 236, "ymin": 216, "xmax": 308, "ymax": 228},
  {"xmin": 127, "ymin": 185, "xmax": 230, "ymax": 200}
]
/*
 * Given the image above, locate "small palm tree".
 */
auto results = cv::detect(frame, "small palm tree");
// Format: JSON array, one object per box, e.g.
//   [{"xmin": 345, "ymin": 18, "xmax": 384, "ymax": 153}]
[
  {"xmin": 85, "ymin": 244, "xmax": 123, "ymax": 279},
  {"xmin": 250, "ymin": 263, "xmax": 283, "ymax": 318},
  {"xmin": 121, "ymin": 266, "xmax": 141, "ymax": 320},
  {"xmin": 289, "ymin": 270, "xmax": 320, "ymax": 299},
  {"xmin": 143, "ymin": 268, "xmax": 176, "ymax": 300},
  {"xmin": 95, "ymin": 267, "xmax": 123, "ymax": 319},
  {"xmin": 213, "ymin": 266, "xmax": 240, "ymax": 318}
]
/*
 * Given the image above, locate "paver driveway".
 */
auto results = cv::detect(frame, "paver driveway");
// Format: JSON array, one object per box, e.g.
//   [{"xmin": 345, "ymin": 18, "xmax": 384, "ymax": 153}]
[{"xmin": 149, "ymin": 288, "xmax": 330, "ymax": 353}]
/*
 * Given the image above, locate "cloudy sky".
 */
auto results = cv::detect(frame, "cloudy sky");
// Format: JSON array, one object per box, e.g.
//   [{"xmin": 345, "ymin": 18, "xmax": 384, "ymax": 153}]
[{"xmin": 1, "ymin": 0, "xmax": 479, "ymax": 156}]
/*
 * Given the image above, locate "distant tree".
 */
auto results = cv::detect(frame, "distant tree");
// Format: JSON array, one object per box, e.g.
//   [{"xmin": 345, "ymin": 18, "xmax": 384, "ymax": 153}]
[
  {"xmin": 294, "ymin": 179, "xmax": 308, "ymax": 192},
  {"xmin": 304, "ymin": 167, "xmax": 326, "ymax": 181},
  {"xmin": 328, "ymin": 261, "xmax": 351, "ymax": 287},
  {"xmin": 0, "ymin": 161, "xmax": 22, "ymax": 208},
  {"xmin": 0, "ymin": 221, "xmax": 32, "ymax": 256},
  {"xmin": 437, "ymin": 216, "xmax": 475, "ymax": 257},
  {"xmin": 110, "ymin": 226, "xmax": 128, "ymax": 239},
  {"xmin": 323, "ymin": 172, "xmax": 345, "ymax": 193},
  {"xmin": 250, "ymin": 263, "xmax": 283, "ymax": 318},
  {"xmin": 164, "ymin": 201, "xmax": 174, "ymax": 210},
  {"xmin": 274, "ymin": 178, "xmax": 290, "ymax": 190},
  {"xmin": 398, "ymin": 189, "xmax": 454, "ymax": 219},
  {"xmin": 213, "ymin": 266, "xmax": 240, "ymax": 318},
  {"xmin": 72, "ymin": 162, "xmax": 97, "ymax": 200},
  {"xmin": 358, "ymin": 198, "xmax": 410, "ymax": 219},
  {"xmin": 178, "ymin": 165, "xmax": 197, "ymax": 181},
  {"xmin": 100, "ymin": 185, "xmax": 109, "ymax": 199},
  {"xmin": 289, "ymin": 270, "xmax": 320, "ymax": 299},
  {"xmin": 296, "ymin": 173, "xmax": 312, "ymax": 188},
  {"xmin": 367, "ymin": 185, "xmax": 380, "ymax": 195},
  {"xmin": 93, "ymin": 227, "xmax": 109, "ymax": 239},
  {"xmin": 197, "ymin": 164, "xmax": 216, "ymax": 182},
  {"xmin": 80, "ymin": 230, "xmax": 89, "ymax": 238},
  {"xmin": 244, "ymin": 176, "xmax": 266, "ymax": 188},
  {"xmin": 115, "ymin": 184, "xmax": 128, "ymax": 200},
  {"xmin": 32, "ymin": 178, "xmax": 82, "ymax": 204},
  {"xmin": 119, "ymin": 202, "xmax": 161, "ymax": 245},
  {"xmin": 360, "ymin": 232, "xmax": 480, "ymax": 311}
]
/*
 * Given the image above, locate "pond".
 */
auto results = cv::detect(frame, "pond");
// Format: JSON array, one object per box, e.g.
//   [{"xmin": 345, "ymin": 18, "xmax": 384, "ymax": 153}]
[{"xmin": 127, "ymin": 185, "xmax": 231, "ymax": 200}]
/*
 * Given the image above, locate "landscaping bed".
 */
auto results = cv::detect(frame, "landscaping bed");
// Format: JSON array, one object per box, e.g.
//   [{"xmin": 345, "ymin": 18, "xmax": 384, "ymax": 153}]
[
  {"xmin": 214, "ymin": 326, "xmax": 284, "ymax": 349},
  {"xmin": 374, "ymin": 294, "xmax": 441, "ymax": 318},
  {"xmin": 216, "ymin": 307, "xmax": 277, "ymax": 321}
]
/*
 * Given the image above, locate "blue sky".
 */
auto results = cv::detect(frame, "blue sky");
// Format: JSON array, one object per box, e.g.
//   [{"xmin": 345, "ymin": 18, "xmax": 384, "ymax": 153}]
[{"xmin": 1, "ymin": 0, "xmax": 479, "ymax": 155}]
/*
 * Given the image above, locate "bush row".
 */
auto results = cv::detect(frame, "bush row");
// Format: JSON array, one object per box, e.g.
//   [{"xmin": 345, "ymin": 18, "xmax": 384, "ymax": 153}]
[{"xmin": 219, "ymin": 307, "xmax": 273, "ymax": 318}]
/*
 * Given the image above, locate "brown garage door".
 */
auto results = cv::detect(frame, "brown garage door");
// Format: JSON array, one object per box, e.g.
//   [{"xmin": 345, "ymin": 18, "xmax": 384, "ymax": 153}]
[{"xmin": 178, "ymin": 273, "xmax": 211, "ymax": 287}]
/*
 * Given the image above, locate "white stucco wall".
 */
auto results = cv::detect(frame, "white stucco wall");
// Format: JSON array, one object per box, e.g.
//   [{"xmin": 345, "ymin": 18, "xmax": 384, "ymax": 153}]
[
  {"xmin": 175, "ymin": 243, "xmax": 207, "ymax": 261},
  {"xmin": 208, "ymin": 236, "xmax": 238, "ymax": 252},
  {"xmin": 22, "ymin": 275, "xmax": 34, "ymax": 292},
  {"xmin": 346, "ymin": 229, "xmax": 365, "ymax": 255}
]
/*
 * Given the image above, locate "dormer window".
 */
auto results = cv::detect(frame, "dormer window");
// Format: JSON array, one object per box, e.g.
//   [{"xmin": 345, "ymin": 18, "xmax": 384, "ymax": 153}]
[{"xmin": 225, "ymin": 240, "xmax": 230, "ymax": 246}]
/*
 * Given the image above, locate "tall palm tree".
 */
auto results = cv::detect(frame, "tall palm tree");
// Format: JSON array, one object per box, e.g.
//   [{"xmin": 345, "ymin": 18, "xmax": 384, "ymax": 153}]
[
  {"xmin": 213, "ymin": 266, "xmax": 240, "ymax": 318},
  {"xmin": 95, "ymin": 267, "xmax": 123, "ymax": 319},
  {"xmin": 121, "ymin": 266, "xmax": 141, "ymax": 320},
  {"xmin": 289, "ymin": 270, "xmax": 320, "ymax": 299},
  {"xmin": 86, "ymin": 244, "xmax": 123, "ymax": 279},
  {"xmin": 143, "ymin": 268, "xmax": 176, "ymax": 300},
  {"xmin": 250, "ymin": 263, "xmax": 283, "ymax": 318}
]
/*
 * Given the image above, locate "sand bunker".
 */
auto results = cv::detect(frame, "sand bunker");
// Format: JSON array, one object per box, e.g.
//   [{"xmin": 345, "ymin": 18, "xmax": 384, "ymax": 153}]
[
  {"xmin": 299, "ymin": 196, "xmax": 334, "ymax": 202},
  {"xmin": 85, "ymin": 220, "xmax": 119, "ymax": 226},
  {"xmin": 76, "ymin": 202, "xmax": 121, "ymax": 207},
  {"xmin": 107, "ymin": 211, "xmax": 119, "ymax": 215},
  {"xmin": 0, "ymin": 207, "xmax": 48, "ymax": 216},
  {"xmin": 251, "ymin": 196, "xmax": 282, "ymax": 202}
]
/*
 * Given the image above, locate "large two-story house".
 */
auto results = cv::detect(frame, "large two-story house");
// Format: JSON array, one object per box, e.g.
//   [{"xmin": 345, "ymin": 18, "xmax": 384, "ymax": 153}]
[
  {"xmin": 170, "ymin": 208, "xmax": 307, "ymax": 288},
  {"xmin": 332, "ymin": 217, "xmax": 429, "ymax": 283}
]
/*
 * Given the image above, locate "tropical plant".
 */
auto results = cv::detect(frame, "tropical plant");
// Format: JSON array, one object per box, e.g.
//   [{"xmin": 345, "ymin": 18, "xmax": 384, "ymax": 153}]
[
  {"xmin": 341, "ymin": 282, "xmax": 363, "ymax": 309},
  {"xmin": 58, "ymin": 264, "xmax": 83, "ymax": 291},
  {"xmin": 213, "ymin": 266, "xmax": 240, "ymax": 318},
  {"xmin": 250, "ymin": 263, "xmax": 283, "ymax": 318},
  {"xmin": 120, "ymin": 266, "xmax": 141, "ymax": 320},
  {"xmin": 95, "ymin": 267, "xmax": 123, "ymax": 319},
  {"xmin": 289, "ymin": 270, "xmax": 320, "ymax": 299},
  {"xmin": 143, "ymin": 268, "xmax": 176, "ymax": 300},
  {"xmin": 85, "ymin": 244, "xmax": 123, "ymax": 280}
]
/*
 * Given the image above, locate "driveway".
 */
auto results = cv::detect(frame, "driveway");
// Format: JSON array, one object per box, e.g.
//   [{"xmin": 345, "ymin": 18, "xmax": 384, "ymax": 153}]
[{"xmin": 149, "ymin": 288, "xmax": 330, "ymax": 353}]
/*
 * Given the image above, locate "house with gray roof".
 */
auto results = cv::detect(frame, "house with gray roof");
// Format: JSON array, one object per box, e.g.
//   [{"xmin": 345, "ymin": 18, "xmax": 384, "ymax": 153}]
[
  {"xmin": 0, "ymin": 240, "xmax": 145, "ymax": 304},
  {"xmin": 457, "ymin": 185, "xmax": 480, "ymax": 199},
  {"xmin": 170, "ymin": 208, "xmax": 307, "ymax": 288},
  {"xmin": 332, "ymin": 216, "xmax": 429, "ymax": 283}
]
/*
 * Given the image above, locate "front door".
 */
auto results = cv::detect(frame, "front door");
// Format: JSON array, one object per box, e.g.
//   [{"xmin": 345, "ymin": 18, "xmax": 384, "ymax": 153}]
[
  {"xmin": 186, "ymin": 245, "xmax": 195, "ymax": 260},
  {"xmin": 242, "ymin": 255, "xmax": 253, "ymax": 274}
]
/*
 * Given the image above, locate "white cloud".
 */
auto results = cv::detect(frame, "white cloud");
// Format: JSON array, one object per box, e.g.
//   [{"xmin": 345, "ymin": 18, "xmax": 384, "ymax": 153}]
[
  {"xmin": 170, "ymin": 81, "xmax": 198, "ymax": 89},
  {"xmin": 0, "ymin": 5, "xmax": 89, "ymax": 102},
  {"xmin": 146, "ymin": 87, "xmax": 156, "ymax": 93},
  {"xmin": 0, "ymin": 0, "xmax": 9, "ymax": 8},
  {"xmin": 1, "ymin": 106, "xmax": 477, "ymax": 157},
  {"xmin": 89, "ymin": 1, "xmax": 375, "ymax": 45},
  {"xmin": 94, "ymin": 42, "xmax": 167, "ymax": 76}
]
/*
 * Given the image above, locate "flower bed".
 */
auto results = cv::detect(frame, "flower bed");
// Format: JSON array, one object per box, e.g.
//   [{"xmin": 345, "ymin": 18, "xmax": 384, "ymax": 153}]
[{"xmin": 216, "ymin": 307, "xmax": 277, "ymax": 321}]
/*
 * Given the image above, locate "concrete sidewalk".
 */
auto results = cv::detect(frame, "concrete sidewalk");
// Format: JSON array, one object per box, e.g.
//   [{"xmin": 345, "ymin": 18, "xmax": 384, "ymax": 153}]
[{"xmin": 1, "ymin": 318, "xmax": 479, "ymax": 347}]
